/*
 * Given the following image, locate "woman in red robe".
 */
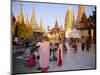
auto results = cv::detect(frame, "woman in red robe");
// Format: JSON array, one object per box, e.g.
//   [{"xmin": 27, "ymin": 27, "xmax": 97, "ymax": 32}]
[
  {"xmin": 57, "ymin": 43, "xmax": 63, "ymax": 67},
  {"xmin": 55, "ymin": 41, "xmax": 63, "ymax": 67}
]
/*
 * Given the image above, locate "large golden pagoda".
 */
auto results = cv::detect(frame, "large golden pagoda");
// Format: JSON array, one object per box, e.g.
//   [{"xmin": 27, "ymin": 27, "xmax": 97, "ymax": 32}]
[
  {"xmin": 64, "ymin": 7, "xmax": 75, "ymax": 31},
  {"xmin": 17, "ymin": 3, "xmax": 24, "ymax": 25},
  {"xmin": 64, "ymin": 7, "xmax": 75, "ymax": 38},
  {"xmin": 30, "ymin": 8, "xmax": 38, "ymax": 32}
]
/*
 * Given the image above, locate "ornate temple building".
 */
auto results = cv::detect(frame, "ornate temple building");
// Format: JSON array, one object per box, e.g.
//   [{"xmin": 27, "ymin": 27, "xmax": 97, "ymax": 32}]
[
  {"xmin": 47, "ymin": 19, "xmax": 64, "ymax": 41},
  {"xmin": 12, "ymin": 3, "xmax": 45, "ymax": 41},
  {"xmin": 64, "ymin": 7, "xmax": 75, "ymax": 38},
  {"xmin": 76, "ymin": 5, "xmax": 89, "ymax": 38},
  {"xmin": 76, "ymin": 5, "xmax": 96, "ymax": 42},
  {"xmin": 76, "ymin": 5, "xmax": 85, "ymax": 27}
]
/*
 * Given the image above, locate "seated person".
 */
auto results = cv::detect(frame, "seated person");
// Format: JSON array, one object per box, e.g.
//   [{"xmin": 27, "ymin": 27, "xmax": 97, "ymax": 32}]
[
  {"xmin": 25, "ymin": 51, "xmax": 36, "ymax": 67},
  {"xmin": 16, "ymin": 43, "xmax": 31, "ymax": 60},
  {"xmin": 24, "ymin": 43, "xmax": 31, "ymax": 57}
]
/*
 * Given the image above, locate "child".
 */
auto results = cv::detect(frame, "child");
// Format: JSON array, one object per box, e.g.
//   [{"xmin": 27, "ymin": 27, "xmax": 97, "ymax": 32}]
[
  {"xmin": 49, "ymin": 43, "xmax": 54, "ymax": 61},
  {"xmin": 24, "ymin": 43, "xmax": 31, "ymax": 57},
  {"xmin": 54, "ymin": 43, "xmax": 59, "ymax": 61}
]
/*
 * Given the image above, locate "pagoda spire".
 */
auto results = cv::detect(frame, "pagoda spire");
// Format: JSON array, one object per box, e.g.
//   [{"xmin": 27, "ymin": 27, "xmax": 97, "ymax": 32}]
[
  {"xmin": 26, "ymin": 11, "xmax": 33, "ymax": 39},
  {"xmin": 17, "ymin": 3, "xmax": 26, "ymax": 40},
  {"xmin": 26, "ymin": 12, "xmax": 29, "ymax": 38},
  {"xmin": 55, "ymin": 17, "xmax": 58, "ymax": 28},
  {"xmin": 40, "ymin": 17, "xmax": 44, "ymax": 32},
  {"xmin": 26, "ymin": 11, "xmax": 29, "ymax": 26},
  {"xmin": 17, "ymin": 3, "xmax": 24, "ymax": 24},
  {"xmin": 30, "ymin": 8, "xmax": 38, "ymax": 32}
]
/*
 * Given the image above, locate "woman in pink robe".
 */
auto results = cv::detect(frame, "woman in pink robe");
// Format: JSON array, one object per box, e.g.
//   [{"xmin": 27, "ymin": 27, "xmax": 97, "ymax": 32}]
[{"xmin": 39, "ymin": 36, "xmax": 50, "ymax": 72}]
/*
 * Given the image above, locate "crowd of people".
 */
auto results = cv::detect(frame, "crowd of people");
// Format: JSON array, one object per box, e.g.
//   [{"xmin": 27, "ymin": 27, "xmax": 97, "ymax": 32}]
[
  {"xmin": 35, "ymin": 36, "xmax": 67, "ymax": 72},
  {"xmin": 22, "ymin": 36, "xmax": 67, "ymax": 72},
  {"xmin": 14, "ymin": 35, "xmax": 95, "ymax": 72},
  {"xmin": 69, "ymin": 36, "xmax": 93, "ymax": 53}
]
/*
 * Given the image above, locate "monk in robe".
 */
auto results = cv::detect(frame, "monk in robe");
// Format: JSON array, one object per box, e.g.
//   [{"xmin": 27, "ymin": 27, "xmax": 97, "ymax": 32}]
[{"xmin": 39, "ymin": 36, "xmax": 50, "ymax": 72}]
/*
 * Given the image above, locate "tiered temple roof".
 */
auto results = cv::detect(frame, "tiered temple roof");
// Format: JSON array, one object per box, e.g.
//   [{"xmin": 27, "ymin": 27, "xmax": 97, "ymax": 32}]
[{"xmin": 76, "ymin": 5, "xmax": 85, "ymax": 26}]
